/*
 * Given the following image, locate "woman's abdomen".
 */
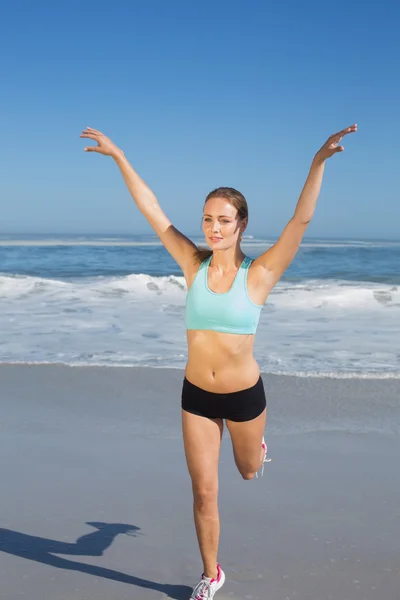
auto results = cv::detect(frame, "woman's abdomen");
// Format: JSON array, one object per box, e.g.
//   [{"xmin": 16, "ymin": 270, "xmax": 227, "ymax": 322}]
[{"xmin": 185, "ymin": 330, "xmax": 260, "ymax": 393}]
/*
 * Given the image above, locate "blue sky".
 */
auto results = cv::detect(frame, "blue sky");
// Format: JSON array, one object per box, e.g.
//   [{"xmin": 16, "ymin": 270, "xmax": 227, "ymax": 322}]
[{"xmin": 1, "ymin": 0, "xmax": 399, "ymax": 239}]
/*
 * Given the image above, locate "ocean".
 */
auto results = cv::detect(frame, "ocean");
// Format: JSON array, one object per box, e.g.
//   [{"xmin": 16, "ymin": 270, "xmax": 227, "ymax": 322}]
[{"xmin": 0, "ymin": 233, "xmax": 399, "ymax": 378}]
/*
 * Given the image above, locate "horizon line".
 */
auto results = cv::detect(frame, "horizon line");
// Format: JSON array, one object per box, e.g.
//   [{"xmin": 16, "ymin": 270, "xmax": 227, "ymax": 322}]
[{"xmin": 1, "ymin": 232, "xmax": 399, "ymax": 243}]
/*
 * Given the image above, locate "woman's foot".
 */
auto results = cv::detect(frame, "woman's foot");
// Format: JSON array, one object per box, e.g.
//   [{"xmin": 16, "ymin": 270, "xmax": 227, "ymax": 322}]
[{"xmin": 190, "ymin": 563, "xmax": 225, "ymax": 599}]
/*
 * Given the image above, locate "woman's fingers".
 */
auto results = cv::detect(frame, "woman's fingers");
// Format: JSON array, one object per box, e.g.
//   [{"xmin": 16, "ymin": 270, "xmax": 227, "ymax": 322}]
[
  {"xmin": 329, "ymin": 124, "xmax": 357, "ymax": 142},
  {"xmin": 80, "ymin": 130, "xmax": 100, "ymax": 151},
  {"xmin": 87, "ymin": 126, "xmax": 103, "ymax": 135},
  {"xmin": 340, "ymin": 124, "xmax": 357, "ymax": 135},
  {"xmin": 81, "ymin": 129, "xmax": 101, "ymax": 137}
]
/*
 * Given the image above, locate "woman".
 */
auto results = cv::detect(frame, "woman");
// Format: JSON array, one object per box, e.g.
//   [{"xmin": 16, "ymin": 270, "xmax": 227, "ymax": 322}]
[{"xmin": 80, "ymin": 123, "xmax": 357, "ymax": 599}]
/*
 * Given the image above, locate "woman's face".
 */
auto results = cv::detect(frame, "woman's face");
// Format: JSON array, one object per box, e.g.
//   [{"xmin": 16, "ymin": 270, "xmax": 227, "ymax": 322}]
[{"xmin": 202, "ymin": 197, "xmax": 246, "ymax": 249}]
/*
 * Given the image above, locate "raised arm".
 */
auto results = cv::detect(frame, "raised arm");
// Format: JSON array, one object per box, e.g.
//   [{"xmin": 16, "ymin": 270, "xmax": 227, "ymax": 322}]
[
  {"xmin": 80, "ymin": 127, "xmax": 197, "ymax": 274},
  {"xmin": 253, "ymin": 124, "xmax": 357, "ymax": 288}
]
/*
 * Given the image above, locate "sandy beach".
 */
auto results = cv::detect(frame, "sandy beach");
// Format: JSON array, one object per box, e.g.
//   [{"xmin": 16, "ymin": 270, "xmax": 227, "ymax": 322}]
[{"xmin": 1, "ymin": 365, "xmax": 399, "ymax": 599}]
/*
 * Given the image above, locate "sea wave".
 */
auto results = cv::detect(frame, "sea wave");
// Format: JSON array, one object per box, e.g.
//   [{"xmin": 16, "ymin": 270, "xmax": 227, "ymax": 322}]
[{"xmin": 1, "ymin": 273, "xmax": 399, "ymax": 310}]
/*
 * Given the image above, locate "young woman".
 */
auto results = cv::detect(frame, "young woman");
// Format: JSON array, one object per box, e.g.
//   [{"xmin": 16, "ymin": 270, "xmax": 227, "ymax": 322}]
[{"xmin": 80, "ymin": 123, "xmax": 357, "ymax": 599}]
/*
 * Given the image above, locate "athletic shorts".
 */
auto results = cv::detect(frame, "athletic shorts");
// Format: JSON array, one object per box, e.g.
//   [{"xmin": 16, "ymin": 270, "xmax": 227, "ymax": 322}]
[{"xmin": 181, "ymin": 375, "xmax": 266, "ymax": 422}]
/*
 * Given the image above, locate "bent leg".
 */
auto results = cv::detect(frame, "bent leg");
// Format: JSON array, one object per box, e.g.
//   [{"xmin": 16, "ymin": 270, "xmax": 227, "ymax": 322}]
[
  {"xmin": 181, "ymin": 409, "xmax": 223, "ymax": 580},
  {"xmin": 226, "ymin": 408, "xmax": 267, "ymax": 479}
]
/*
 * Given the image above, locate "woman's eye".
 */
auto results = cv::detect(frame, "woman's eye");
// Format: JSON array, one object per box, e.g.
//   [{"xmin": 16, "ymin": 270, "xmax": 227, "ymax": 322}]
[{"xmin": 203, "ymin": 218, "xmax": 230, "ymax": 223}]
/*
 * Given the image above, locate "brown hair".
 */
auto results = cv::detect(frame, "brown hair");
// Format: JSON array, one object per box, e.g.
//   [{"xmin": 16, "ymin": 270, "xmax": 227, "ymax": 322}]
[{"xmin": 192, "ymin": 187, "xmax": 249, "ymax": 264}]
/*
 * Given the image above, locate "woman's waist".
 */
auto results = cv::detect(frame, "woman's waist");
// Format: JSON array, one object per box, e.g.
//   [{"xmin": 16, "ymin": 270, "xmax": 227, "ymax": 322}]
[{"xmin": 185, "ymin": 354, "xmax": 260, "ymax": 393}]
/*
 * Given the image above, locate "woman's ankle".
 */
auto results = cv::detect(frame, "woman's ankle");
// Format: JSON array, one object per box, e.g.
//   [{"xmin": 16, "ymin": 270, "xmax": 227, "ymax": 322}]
[{"xmin": 204, "ymin": 563, "xmax": 219, "ymax": 580}]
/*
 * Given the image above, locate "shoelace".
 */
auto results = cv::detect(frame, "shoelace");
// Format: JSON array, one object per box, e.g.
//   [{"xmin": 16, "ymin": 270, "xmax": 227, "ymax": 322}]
[
  {"xmin": 192, "ymin": 577, "xmax": 213, "ymax": 599},
  {"xmin": 255, "ymin": 445, "xmax": 272, "ymax": 479}
]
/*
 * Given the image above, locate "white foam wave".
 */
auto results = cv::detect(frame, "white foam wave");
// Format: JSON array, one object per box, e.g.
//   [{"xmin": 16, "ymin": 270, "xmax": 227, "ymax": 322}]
[
  {"xmin": 0, "ymin": 273, "xmax": 187, "ymax": 300},
  {"xmin": 1, "ymin": 274, "xmax": 399, "ymax": 311},
  {"xmin": 1, "ymin": 274, "xmax": 399, "ymax": 374},
  {"xmin": 272, "ymin": 280, "xmax": 400, "ymax": 311}
]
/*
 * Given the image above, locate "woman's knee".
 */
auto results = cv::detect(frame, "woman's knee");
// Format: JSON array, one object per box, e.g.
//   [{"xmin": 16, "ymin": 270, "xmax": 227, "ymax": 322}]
[
  {"xmin": 192, "ymin": 482, "xmax": 218, "ymax": 508},
  {"xmin": 234, "ymin": 455, "xmax": 260, "ymax": 480},
  {"xmin": 240, "ymin": 470, "xmax": 256, "ymax": 481}
]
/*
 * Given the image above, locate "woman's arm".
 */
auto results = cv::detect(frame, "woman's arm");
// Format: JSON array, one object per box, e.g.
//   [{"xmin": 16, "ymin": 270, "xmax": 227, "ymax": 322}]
[
  {"xmin": 253, "ymin": 124, "xmax": 357, "ymax": 282},
  {"xmin": 292, "ymin": 157, "xmax": 326, "ymax": 225},
  {"xmin": 81, "ymin": 126, "xmax": 159, "ymax": 214},
  {"xmin": 80, "ymin": 126, "xmax": 198, "ymax": 272}
]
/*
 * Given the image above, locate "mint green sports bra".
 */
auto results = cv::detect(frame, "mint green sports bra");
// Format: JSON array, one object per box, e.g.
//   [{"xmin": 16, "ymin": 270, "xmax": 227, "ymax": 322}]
[{"xmin": 185, "ymin": 255, "xmax": 263, "ymax": 334}]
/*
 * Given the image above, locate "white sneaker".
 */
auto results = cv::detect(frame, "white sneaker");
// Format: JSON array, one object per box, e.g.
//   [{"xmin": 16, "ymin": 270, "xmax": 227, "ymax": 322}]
[
  {"xmin": 190, "ymin": 563, "xmax": 225, "ymax": 599},
  {"xmin": 255, "ymin": 436, "xmax": 271, "ymax": 478}
]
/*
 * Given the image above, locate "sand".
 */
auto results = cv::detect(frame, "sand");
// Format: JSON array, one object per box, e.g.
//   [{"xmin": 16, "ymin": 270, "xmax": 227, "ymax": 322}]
[{"xmin": 0, "ymin": 365, "xmax": 399, "ymax": 599}]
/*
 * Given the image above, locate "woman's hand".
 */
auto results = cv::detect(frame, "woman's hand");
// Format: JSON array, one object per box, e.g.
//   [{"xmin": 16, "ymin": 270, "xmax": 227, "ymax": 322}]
[
  {"xmin": 314, "ymin": 124, "xmax": 357, "ymax": 164},
  {"xmin": 80, "ymin": 126, "xmax": 124, "ymax": 159}
]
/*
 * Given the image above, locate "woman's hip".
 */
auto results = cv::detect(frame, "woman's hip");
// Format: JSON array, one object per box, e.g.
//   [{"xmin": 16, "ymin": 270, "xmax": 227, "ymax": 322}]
[{"xmin": 181, "ymin": 374, "xmax": 266, "ymax": 422}]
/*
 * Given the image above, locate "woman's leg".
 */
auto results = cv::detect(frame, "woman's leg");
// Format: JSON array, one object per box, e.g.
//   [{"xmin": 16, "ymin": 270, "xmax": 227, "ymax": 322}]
[
  {"xmin": 226, "ymin": 408, "xmax": 267, "ymax": 479},
  {"xmin": 181, "ymin": 409, "xmax": 223, "ymax": 580}
]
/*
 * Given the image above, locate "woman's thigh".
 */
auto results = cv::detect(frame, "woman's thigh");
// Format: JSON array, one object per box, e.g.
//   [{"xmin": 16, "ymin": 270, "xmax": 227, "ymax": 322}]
[
  {"xmin": 181, "ymin": 409, "xmax": 223, "ymax": 495},
  {"xmin": 226, "ymin": 408, "xmax": 267, "ymax": 478}
]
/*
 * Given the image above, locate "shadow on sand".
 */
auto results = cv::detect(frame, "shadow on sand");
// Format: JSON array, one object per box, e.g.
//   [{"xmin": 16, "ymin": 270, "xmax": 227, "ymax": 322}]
[{"xmin": 0, "ymin": 521, "xmax": 192, "ymax": 599}]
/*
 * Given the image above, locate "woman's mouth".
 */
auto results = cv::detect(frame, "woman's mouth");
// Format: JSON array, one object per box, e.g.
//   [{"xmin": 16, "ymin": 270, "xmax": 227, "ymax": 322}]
[{"xmin": 210, "ymin": 237, "xmax": 223, "ymax": 242}]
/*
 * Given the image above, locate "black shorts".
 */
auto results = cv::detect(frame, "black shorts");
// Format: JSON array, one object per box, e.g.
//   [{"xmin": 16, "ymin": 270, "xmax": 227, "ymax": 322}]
[{"xmin": 181, "ymin": 375, "xmax": 266, "ymax": 422}]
